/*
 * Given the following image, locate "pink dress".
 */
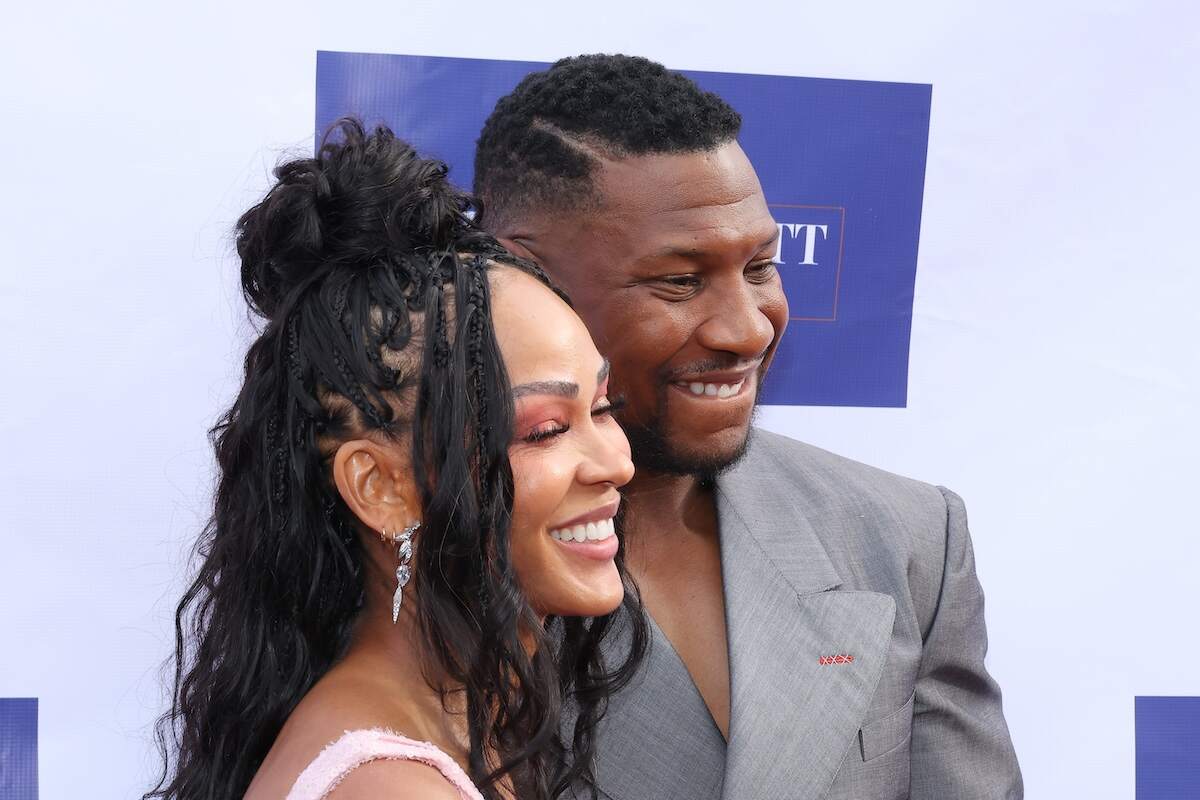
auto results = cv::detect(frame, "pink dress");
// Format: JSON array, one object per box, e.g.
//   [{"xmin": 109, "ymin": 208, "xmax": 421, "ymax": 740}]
[{"xmin": 285, "ymin": 728, "xmax": 485, "ymax": 800}]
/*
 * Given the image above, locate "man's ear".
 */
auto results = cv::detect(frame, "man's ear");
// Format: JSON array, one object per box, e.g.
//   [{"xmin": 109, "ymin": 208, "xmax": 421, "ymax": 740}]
[
  {"xmin": 498, "ymin": 236, "xmax": 539, "ymax": 264},
  {"xmin": 331, "ymin": 439, "xmax": 420, "ymax": 537}
]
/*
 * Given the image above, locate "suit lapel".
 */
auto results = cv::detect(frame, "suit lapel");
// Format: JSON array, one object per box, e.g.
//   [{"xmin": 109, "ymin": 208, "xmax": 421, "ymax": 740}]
[
  {"xmin": 717, "ymin": 449, "xmax": 896, "ymax": 800},
  {"xmin": 590, "ymin": 609, "xmax": 727, "ymax": 800}
]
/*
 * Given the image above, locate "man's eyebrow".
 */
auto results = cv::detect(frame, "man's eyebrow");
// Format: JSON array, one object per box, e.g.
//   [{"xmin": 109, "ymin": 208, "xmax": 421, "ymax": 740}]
[
  {"xmin": 597, "ymin": 359, "xmax": 611, "ymax": 385},
  {"xmin": 635, "ymin": 231, "xmax": 782, "ymax": 264},
  {"xmin": 757, "ymin": 230, "xmax": 781, "ymax": 252}
]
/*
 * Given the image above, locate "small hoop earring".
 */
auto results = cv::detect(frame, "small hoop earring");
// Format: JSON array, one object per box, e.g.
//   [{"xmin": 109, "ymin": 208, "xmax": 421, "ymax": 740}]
[{"xmin": 386, "ymin": 521, "xmax": 420, "ymax": 623}]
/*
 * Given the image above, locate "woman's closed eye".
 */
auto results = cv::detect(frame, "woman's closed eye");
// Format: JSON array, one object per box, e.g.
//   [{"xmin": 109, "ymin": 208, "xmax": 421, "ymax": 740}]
[
  {"xmin": 592, "ymin": 395, "xmax": 626, "ymax": 418},
  {"xmin": 523, "ymin": 420, "xmax": 568, "ymax": 443},
  {"xmin": 521, "ymin": 396, "xmax": 626, "ymax": 445}
]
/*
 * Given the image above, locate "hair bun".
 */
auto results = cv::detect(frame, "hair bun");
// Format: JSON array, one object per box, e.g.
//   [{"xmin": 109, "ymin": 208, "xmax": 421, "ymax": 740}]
[{"xmin": 235, "ymin": 118, "xmax": 471, "ymax": 319}]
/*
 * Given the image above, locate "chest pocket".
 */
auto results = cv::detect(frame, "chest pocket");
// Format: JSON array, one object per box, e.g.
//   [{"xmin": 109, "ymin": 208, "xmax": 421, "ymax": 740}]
[{"xmin": 858, "ymin": 691, "xmax": 915, "ymax": 761}]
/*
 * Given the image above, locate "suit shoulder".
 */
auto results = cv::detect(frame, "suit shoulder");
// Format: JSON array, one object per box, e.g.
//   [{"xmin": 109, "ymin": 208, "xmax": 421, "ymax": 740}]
[
  {"xmin": 744, "ymin": 429, "xmax": 955, "ymax": 574},
  {"xmin": 741, "ymin": 431, "xmax": 964, "ymax": 634},
  {"xmin": 749, "ymin": 429, "xmax": 946, "ymax": 511}
]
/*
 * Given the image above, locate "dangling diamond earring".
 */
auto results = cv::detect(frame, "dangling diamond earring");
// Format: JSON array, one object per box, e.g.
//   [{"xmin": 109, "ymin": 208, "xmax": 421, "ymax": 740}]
[{"xmin": 385, "ymin": 521, "xmax": 420, "ymax": 623}]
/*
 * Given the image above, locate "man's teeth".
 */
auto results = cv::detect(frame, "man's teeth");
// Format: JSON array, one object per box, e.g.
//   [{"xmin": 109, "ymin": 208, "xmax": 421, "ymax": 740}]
[
  {"xmin": 685, "ymin": 379, "xmax": 744, "ymax": 398},
  {"xmin": 549, "ymin": 517, "xmax": 616, "ymax": 542}
]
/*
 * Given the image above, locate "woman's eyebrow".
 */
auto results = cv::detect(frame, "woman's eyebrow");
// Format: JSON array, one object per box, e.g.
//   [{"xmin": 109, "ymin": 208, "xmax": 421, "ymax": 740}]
[
  {"xmin": 512, "ymin": 360, "xmax": 611, "ymax": 400},
  {"xmin": 513, "ymin": 380, "xmax": 578, "ymax": 399}
]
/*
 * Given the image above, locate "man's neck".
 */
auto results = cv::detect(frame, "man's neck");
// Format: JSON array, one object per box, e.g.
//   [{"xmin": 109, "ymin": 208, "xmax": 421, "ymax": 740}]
[
  {"xmin": 619, "ymin": 464, "xmax": 732, "ymax": 740},
  {"xmin": 622, "ymin": 468, "xmax": 717, "ymax": 546}
]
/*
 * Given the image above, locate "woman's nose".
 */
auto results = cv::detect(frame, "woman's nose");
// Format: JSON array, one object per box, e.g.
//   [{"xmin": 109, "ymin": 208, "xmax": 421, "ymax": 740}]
[{"xmin": 577, "ymin": 426, "xmax": 635, "ymax": 488}]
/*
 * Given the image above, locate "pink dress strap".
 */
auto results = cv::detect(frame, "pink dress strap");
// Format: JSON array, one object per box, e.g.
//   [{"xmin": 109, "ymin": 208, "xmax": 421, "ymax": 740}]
[{"xmin": 285, "ymin": 728, "xmax": 485, "ymax": 800}]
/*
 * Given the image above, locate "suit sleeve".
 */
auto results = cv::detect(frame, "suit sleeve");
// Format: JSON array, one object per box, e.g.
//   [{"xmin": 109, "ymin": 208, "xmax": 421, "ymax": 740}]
[{"xmin": 909, "ymin": 487, "xmax": 1023, "ymax": 799}]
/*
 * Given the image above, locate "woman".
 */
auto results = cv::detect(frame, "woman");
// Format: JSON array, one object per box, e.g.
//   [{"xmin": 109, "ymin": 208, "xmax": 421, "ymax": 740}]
[{"xmin": 147, "ymin": 120, "xmax": 647, "ymax": 800}]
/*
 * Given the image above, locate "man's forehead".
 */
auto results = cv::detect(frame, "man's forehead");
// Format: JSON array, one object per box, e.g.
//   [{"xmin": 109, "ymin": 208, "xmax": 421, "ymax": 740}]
[
  {"xmin": 501, "ymin": 141, "xmax": 776, "ymax": 276},
  {"xmin": 579, "ymin": 143, "xmax": 772, "ymax": 251},
  {"xmin": 632, "ymin": 223, "xmax": 780, "ymax": 264},
  {"xmin": 594, "ymin": 142, "xmax": 764, "ymax": 216}
]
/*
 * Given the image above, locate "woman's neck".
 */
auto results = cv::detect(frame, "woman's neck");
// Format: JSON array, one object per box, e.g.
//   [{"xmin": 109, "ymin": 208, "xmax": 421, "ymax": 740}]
[
  {"xmin": 338, "ymin": 603, "xmax": 470, "ymax": 748},
  {"xmin": 344, "ymin": 606, "xmax": 522, "ymax": 797}
]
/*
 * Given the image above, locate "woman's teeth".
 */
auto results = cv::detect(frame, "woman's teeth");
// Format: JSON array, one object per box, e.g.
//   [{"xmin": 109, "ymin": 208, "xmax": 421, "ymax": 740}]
[
  {"xmin": 684, "ymin": 379, "xmax": 744, "ymax": 398},
  {"xmin": 549, "ymin": 517, "xmax": 616, "ymax": 543}
]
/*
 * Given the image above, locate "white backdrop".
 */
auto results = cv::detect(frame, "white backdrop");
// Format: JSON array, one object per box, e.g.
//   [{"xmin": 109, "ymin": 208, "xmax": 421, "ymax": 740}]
[{"xmin": 2, "ymin": 1, "xmax": 1197, "ymax": 797}]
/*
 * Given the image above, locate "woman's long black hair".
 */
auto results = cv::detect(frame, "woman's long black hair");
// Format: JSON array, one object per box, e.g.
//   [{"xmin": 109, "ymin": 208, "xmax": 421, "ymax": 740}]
[{"xmin": 147, "ymin": 119, "xmax": 647, "ymax": 800}]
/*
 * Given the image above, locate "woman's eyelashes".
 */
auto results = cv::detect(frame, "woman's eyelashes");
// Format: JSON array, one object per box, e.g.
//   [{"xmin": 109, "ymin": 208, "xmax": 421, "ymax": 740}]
[
  {"xmin": 520, "ymin": 395, "xmax": 627, "ymax": 444},
  {"xmin": 593, "ymin": 395, "xmax": 626, "ymax": 417},
  {"xmin": 524, "ymin": 421, "xmax": 569, "ymax": 443}
]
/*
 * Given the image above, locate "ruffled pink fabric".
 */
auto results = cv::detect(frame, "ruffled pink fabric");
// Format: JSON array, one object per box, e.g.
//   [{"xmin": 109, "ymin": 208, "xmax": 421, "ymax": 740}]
[{"xmin": 286, "ymin": 728, "xmax": 484, "ymax": 800}]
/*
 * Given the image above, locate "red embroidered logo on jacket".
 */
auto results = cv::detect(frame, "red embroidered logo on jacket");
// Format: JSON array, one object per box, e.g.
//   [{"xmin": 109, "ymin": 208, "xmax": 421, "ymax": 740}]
[{"xmin": 818, "ymin": 654, "xmax": 854, "ymax": 665}]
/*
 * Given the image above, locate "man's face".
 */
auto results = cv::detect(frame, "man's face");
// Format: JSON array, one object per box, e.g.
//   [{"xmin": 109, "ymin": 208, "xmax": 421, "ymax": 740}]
[{"xmin": 500, "ymin": 142, "xmax": 788, "ymax": 476}]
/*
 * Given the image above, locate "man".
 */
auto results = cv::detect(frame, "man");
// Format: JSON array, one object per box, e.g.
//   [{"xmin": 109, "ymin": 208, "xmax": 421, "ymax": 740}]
[{"xmin": 474, "ymin": 55, "xmax": 1022, "ymax": 799}]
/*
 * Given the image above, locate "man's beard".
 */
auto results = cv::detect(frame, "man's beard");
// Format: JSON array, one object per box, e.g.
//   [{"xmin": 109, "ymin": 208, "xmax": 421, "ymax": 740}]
[
  {"xmin": 619, "ymin": 368, "xmax": 764, "ymax": 482},
  {"xmin": 622, "ymin": 414, "xmax": 757, "ymax": 484}
]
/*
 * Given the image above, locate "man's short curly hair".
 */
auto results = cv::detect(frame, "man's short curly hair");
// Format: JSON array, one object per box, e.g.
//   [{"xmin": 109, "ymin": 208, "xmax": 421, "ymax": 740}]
[{"xmin": 474, "ymin": 54, "xmax": 742, "ymax": 229}]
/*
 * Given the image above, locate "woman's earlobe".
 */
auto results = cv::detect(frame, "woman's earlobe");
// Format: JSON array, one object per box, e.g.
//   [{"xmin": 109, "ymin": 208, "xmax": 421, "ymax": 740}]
[
  {"xmin": 332, "ymin": 440, "xmax": 413, "ymax": 535},
  {"xmin": 331, "ymin": 442, "xmax": 373, "ymax": 525}
]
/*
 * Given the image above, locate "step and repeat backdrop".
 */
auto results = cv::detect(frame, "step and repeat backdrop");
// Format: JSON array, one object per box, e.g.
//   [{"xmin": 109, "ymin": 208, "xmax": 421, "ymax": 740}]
[
  {"xmin": 314, "ymin": 52, "xmax": 932, "ymax": 409},
  {"xmin": 2, "ymin": 3, "xmax": 1198, "ymax": 798},
  {"xmin": 315, "ymin": 51, "xmax": 932, "ymax": 408}
]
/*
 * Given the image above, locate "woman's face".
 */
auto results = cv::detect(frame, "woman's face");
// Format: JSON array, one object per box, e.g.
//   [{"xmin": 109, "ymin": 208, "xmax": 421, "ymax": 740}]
[{"xmin": 490, "ymin": 268, "xmax": 635, "ymax": 618}]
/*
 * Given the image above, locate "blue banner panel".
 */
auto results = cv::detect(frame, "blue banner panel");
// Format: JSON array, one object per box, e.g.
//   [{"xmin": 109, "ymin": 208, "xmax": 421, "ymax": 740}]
[
  {"xmin": 315, "ymin": 52, "xmax": 931, "ymax": 407},
  {"xmin": 1137, "ymin": 696, "xmax": 1200, "ymax": 798},
  {"xmin": 0, "ymin": 698, "xmax": 37, "ymax": 800}
]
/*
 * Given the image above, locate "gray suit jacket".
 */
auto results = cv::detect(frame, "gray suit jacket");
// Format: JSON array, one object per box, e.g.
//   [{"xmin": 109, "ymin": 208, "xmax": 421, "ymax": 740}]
[{"xmin": 582, "ymin": 430, "xmax": 1022, "ymax": 800}]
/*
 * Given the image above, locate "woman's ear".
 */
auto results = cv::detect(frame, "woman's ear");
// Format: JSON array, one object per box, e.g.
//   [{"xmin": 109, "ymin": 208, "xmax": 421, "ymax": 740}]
[{"xmin": 331, "ymin": 439, "xmax": 421, "ymax": 536}]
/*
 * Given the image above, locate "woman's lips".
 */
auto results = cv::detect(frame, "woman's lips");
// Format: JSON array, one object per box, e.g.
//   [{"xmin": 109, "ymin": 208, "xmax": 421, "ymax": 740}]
[
  {"xmin": 548, "ymin": 502, "xmax": 620, "ymax": 561},
  {"xmin": 549, "ymin": 497, "xmax": 621, "ymax": 531},
  {"xmin": 552, "ymin": 532, "xmax": 619, "ymax": 561},
  {"xmin": 549, "ymin": 516, "xmax": 615, "ymax": 543}
]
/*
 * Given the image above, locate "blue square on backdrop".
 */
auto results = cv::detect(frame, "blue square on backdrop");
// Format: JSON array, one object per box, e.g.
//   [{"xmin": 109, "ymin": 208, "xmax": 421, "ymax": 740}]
[
  {"xmin": 770, "ymin": 205, "xmax": 845, "ymax": 321},
  {"xmin": 315, "ymin": 52, "xmax": 931, "ymax": 407},
  {"xmin": 0, "ymin": 698, "xmax": 38, "ymax": 800},
  {"xmin": 1137, "ymin": 696, "xmax": 1200, "ymax": 798}
]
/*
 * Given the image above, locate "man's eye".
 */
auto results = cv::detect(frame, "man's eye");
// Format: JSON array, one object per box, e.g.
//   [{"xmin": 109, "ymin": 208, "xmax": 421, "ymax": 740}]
[
  {"xmin": 652, "ymin": 275, "xmax": 702, "ymax": 299},
  {"xmin": 747, "ymin": 260, "xmax": 777, "ymax": 281}
]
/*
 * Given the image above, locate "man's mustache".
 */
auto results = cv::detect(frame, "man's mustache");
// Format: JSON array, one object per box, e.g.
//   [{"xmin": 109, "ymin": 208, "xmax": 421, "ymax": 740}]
[{"xmin": 659, "ymin": 355, "xmax": 767, "ymax": 382}]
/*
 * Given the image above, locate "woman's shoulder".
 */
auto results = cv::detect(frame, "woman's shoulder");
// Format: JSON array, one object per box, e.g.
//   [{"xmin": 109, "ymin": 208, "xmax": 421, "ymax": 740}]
[
  {"xmin": 326, "ymin": 754, "xmax": 464, "ymax": 799},
  {"xmin": 295, "ymin": 729, "xmax": 481, "ymax": 800},
  {"xmin": 246, "ymin": 669, "xmax": 477, "ymax": 800}
]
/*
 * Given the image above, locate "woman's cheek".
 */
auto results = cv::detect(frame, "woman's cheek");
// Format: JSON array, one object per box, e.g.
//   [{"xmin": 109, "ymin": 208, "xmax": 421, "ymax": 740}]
[
  {"xmin": 508, "ymin": 446, "xmax": 572, "ymax": 541},
  {"xmin": 507, "ymin": 447, "xmax": 575, "ymax": 614},
  {"xmin": 508, "ymin": 447, "xmax": 544, "ymax": 524}
]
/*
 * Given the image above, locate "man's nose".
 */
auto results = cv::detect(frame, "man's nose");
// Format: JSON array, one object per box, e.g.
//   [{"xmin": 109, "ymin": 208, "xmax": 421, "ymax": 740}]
[{"xmin": 694, "ymin": 282, "xmax": 776, "ymax": 358}]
